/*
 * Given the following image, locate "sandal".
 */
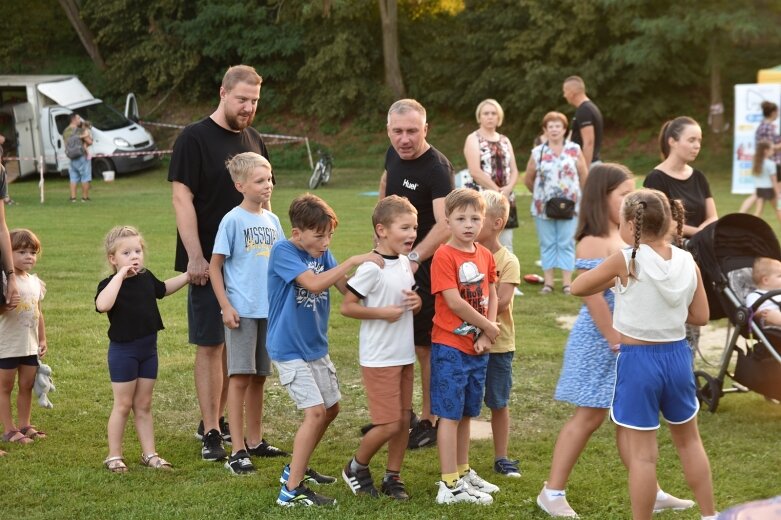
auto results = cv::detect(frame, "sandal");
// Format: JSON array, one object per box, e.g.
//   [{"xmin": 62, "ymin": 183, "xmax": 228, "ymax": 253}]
[
  {"xmin": 104, "ymin": 456, "xmax": 128, "ymax": 473},
  {"xmin": 540, "ymin": 284, "xmax": 554, "ymax": 295},
  {"xmin": 141, "ymin": 452, "xmax": 173, "ymax": 470},
  {"xmin": 2, "ymin": 430, "xmax": 34, "ymax": 444},
  {"xmin": 20, "ymin": 425, "xmax": 46, "ymax": 439},
  {"xmin": 562, "ymin": 285, "xmax": 572, "ymax": 295}
]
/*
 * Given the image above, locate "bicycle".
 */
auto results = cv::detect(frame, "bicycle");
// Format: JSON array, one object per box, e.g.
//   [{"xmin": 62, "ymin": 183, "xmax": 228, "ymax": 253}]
[{"xmin": 308, "ymin": 149, "xmax": 332, "ymax": 189}]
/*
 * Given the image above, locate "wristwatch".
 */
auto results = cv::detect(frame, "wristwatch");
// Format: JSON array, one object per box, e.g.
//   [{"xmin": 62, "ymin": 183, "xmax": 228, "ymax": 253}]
[{"xmin": 407, "ymin": 251, "xmax": 421, "ymax": 265}]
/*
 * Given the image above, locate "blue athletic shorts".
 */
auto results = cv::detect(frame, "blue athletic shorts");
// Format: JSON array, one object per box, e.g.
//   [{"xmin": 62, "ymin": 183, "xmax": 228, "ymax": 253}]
[
  {"xmin": 484, "ymin": 351, "xmax": 514, "ymax": 409},
  {"xmin": 430, "ymin": 343, "xmax": 488, "ymax": 421},
  {"xmin": 0, "ymin": 355, "xmax": 39, "ymax": 370},
  {"xmin": 610, "ymin": 339, "xmax": 699, "ymax": 430},
  {"xmin": 107, "ymin": 333, "xmax": 158, "ymax": 383}
]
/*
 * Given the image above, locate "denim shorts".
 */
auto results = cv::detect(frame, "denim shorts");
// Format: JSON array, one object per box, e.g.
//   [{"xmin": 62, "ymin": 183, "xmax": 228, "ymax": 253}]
[
  {"xmin": 273, "ymin": 355, "xmax": 341, "ymax": 410},
  {"xmin": 107, "ymin": 333, "xmax": 158, "ymax": 383},
  {"xmin": 430, "ymin": 343, "xmax": 488, "ymax": 421},
  {"xmin": 484, "ymin": 351, "xmax": 514, "ymax": 409},
  {"xmin": 187, "ymin": 282, "xmax": 224, "ymax": 346},
  {"xmin": 610, "ymin": 339, "xmax": 699, "ymax": 430},
  {"xmin": 225, "ymin": 318, "xmax": 271, "ymax": 377},
  {"xmin": 68, "ymin": 155, "xmax": 92, "ymax": 184}
]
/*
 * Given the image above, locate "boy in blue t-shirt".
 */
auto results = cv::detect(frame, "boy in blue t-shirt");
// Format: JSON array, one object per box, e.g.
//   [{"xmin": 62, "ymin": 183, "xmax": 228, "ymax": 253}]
[
  {"xmin": 210, "ymin": 152, "xmax": 287, "ymax": 474},
  {"xmin": 268, "ymin": 193, "xmax": 381, "ymax": 507}
]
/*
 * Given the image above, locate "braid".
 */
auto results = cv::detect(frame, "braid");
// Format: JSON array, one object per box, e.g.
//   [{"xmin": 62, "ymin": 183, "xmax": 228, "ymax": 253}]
[
  {"xmin": 629, "ymin": 201, "xmax": 645, "ymax": 278},
  {"xmin": 670, "ymin": 198, "xmax": 685, "ymax": 247}
]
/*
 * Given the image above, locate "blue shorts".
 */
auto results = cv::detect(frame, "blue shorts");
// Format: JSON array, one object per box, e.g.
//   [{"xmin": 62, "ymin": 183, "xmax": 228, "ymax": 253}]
[
  {"xmin": 610, "ymin": 339, "xmax": 699, "ymax": 430},
  {"xmin": 0, "ymin": 355, "xmax": 39, "ymax": 370},
  {"xmin": 484, "ymin": 351, "xmax": 514, "ymax": 409},
  {"xmin": 68, "ymin": 156, "xmax": 92, "ymax": 184},
  {"xmin": 188, "ymin": 282, "xmax": 224, "ymax": 346},
  {"xmin": 430, "ymin": 343, "xmax": 488, "ymax": 421},
  {"xmin": 108, "ymin": 333, "xmax": 158, "ymax": 383}
]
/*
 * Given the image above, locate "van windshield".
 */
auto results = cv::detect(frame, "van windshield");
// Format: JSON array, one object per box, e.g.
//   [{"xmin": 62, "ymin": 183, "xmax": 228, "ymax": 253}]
[{"xmin": 73, "ymin": 102, "xmax": 129, "ymax": 131}]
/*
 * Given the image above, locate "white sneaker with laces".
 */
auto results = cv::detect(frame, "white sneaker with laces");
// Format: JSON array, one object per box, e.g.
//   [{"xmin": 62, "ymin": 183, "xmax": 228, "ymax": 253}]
[
  {"xmin": 462, "ymin": 469, "xmax": 500, "ymax": 494},
  {"xmin": 537, "ymin": 484, "xmax": 578, "ymax": 517},
  {"xmin": 436, "ymin": 479, "xmax": 493, "ymax": 505},
  {"xmin": 653, "ymin": 492, "xmax": 695, "ymax": 512}
]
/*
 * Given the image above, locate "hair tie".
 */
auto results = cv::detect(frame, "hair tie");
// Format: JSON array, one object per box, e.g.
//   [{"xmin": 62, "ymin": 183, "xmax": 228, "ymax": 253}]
[{"xmin": 631, "ymin": 249, "xmax": 637, "ymax": 259}]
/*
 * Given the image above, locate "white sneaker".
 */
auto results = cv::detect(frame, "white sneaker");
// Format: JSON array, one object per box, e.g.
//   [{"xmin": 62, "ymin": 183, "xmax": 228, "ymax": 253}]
[
  {"xmin": 436, "ymin": 479, "xmax": 493, "ymax": 505},
  {"xmin": 514, "ymin": 287, "xmax": 524, "ymax": 297},
  {"xmin": 653, "ymin": 492, "xmax": 695, "ymax": 512},
  {"xmin": 537, "ymin": 484, "xmax": 578, "ymax": 517},
  {"xmin": 462, "ymin": 469, "xmax": 500, "ymax": 494}
]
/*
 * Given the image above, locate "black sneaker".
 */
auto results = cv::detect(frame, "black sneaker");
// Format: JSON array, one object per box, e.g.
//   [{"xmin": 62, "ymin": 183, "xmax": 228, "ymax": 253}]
[
  {"xmin": 280, "ymin": 463, "xmax": 337, "ymax": 485},
  {"xmin": 246, "ymin": 438, "xmax": 289, "ymax": 458},
  {"xmin": 277, "ymin": 483, "xmax": 336, "ymax": 507},
  {"xmin": 342, "ymin": 460, "xmax": 379, "ymax": 497},
  {"xmin": 195, "ymin": 416, "xmax": 231, "ymax": 444},
  {"xmin": 225, "ymin": 450, "xmax": 256, "ymax": 475},
  {"xmin": 201, "ymin": 428, "xmax": 227, "ymax": 461},
  {"xmin": 407, "ymin": 419, "xmax": 437, "ymax": 449},
  {"xmin": 380, "ymin": 475, "xmax": 410, "ymax": 501}
]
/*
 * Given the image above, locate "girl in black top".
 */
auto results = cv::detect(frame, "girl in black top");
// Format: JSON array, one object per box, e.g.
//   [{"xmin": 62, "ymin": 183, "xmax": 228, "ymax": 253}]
[
  {"xmin": 95, "ymin": 226, "xmax": 189, "ymax": 473},
  {"xmin": 643, "ymin": 117, "xmax": 718, "ymax": 238}
]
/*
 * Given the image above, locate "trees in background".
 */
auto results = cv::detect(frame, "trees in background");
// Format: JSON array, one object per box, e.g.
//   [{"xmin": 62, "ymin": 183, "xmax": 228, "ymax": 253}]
[{"xmin": 3, "ymin": 0, "xmax": 779, "ymax": 144}]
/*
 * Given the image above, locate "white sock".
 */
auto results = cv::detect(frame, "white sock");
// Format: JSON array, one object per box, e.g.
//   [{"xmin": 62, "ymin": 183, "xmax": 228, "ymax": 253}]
[
  {"xmin": 545, "ymin": 487, "xmax": 567, "ymax": 500},
  {"xmin": 656, "ymin": 489, "xmax": 669, "ymax": 500},
  {"xmin": 701, "ymin": 515, "xmax": 719, "ymax": 520}
]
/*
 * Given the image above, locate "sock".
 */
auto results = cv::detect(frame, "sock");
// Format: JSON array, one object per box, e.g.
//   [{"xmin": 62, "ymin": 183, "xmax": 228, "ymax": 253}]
[
  {"xmin": 350, "ymin": 457, "xmax": 368, "ymax": 473},
  {"xmin": 545, "ymin": 487, "xmax": 567, "ymax": 500},
  {"xmin": 384, "ymin": 469, "xmax": 400, "ymax": 482},
  {"xmin": 247, "ymin": 441, "xmax": 261, "ymax": 450},
  {"xmin": 441, "ymin": 472, "xmax": 459, "ymax": 488},
  {"xmin": 701, "ymin": 516, "xmax": 719, "ymax": 520},
  {"xmin": 656, "ymin": 489, "xmax": 669, "ymax": 501},
  {"xmin": 457, "ymin": 464, "xmax": 470, "ymax": 477},
  {"xmin": 494, "ymin": 456, "xmax": 507, "ymax": 462}
]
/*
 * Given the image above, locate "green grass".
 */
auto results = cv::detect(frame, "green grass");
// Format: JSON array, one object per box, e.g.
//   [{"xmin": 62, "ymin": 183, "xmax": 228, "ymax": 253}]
[{"xmin": 1, "ymin": 144, "xmax": 780, "ymax": 520}]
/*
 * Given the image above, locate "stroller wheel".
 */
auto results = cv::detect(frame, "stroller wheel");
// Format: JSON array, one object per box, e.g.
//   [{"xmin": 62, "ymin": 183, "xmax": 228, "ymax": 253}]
[{"xmin": 695, "ymin": 370, "xmax": 722, "ymax": 413}]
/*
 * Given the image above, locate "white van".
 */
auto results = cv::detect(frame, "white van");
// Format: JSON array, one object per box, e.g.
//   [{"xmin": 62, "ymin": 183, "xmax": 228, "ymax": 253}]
[{"xmin": 0, "ymin": 75, "xmax": 159, "ymax": 178}]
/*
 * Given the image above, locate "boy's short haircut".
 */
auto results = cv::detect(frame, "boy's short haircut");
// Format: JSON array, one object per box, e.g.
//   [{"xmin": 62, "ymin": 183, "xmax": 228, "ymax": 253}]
[
  {"xmin": 372, "ymin": 195, "xmax": 417, "ymax": 229},
  {"xmin": 225, "ymin": 152, "xmax": 272, "ymax": 183},
  {"xmin": 9, "ymin": 228, "xmax": 41, "ymax": 253},
  {"xmin": 480, "ymin": 190, "xmax": 510, "ymax": 223},
  {"xmin": 289, "ymin": 193, "xmax": 338, "ymax": 233},
  {"xmin": 753, "ymin": 257, "xmax": 781, "ymax": 286},
  {"xmin": 444, "ymin": 187, "xmax": 485, "ymax": 217}
]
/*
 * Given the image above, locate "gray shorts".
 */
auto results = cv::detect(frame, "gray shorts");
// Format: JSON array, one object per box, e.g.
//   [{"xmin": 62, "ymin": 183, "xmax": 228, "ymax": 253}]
[
  {"xmin": 225, "ymin": 318, "xmax": 272, "ymax": 377},
  {"xmin": 187, "ymin": 282, "xmax": 224, "ymax": 346},
  {"xmin": 273, "ymin": 355, "xmax": 341, "ymax": 410}
]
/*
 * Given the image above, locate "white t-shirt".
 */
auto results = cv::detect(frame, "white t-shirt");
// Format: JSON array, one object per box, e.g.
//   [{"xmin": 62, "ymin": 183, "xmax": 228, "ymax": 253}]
[
  {"xmin": 0, "ymin": 273, "xmax": 45, "ymax": 359},
  {"xmin": 346, "ymin": 255, "xmax": 416, "ymax": 367},
  {"xmin": 746, "ymin": 289, "xmax": 781, "ymax": 313}
]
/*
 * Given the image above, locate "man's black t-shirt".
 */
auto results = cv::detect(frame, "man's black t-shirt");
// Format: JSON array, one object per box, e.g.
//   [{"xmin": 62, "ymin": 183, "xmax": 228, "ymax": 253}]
[
  {"xmin": 643, "ymin": 168, "xmax": 712, "ymax": 228},
  {"xmin": 384, "ymin": 145, "xmax": 453, "ymax": 245},
  {"xmin": 571, "ymin": 100, "xmax": 603, "ymax": 162},
  {"xmin": 168, "ymin": 117, "xmax": 268, "ymax": 272},
  {"xmin": 96, "ymin": 270, "xmax": 167, "ymax": 342}
]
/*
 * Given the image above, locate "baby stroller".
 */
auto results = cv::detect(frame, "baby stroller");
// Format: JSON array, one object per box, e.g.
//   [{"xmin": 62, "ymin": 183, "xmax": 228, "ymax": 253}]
[{"xmin": 686, "ymin": 213, "xmax": 781, "ymax": 412}]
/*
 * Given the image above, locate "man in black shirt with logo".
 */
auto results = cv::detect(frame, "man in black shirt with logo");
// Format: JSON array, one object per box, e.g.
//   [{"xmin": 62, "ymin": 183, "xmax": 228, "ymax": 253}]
[
  {"xmin": 563, "ymin": 76, "xmax": 603, "ymax": 168},
  {"xmin": 378, "ymin": 99, "xmax": 453, "ymax": 449}
]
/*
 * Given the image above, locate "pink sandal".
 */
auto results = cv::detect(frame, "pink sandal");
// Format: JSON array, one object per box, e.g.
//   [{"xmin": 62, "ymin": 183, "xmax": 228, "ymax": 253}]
[{"xmin": 2, "ymin": 430, "xmax": 34, "ymax": 444}]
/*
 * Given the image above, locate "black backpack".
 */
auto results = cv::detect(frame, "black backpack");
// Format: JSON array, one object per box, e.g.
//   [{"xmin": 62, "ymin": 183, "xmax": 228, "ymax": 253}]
[{"xmin": 65, "ymin": 132, "xmax": 84, "ymax": 160}]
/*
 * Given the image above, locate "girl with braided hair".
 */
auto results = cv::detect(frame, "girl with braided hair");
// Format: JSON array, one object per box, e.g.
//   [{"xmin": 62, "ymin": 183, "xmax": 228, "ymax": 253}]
[{"xmin": 570, "ymin": 188, "xmax": 717, "ymax": 520}]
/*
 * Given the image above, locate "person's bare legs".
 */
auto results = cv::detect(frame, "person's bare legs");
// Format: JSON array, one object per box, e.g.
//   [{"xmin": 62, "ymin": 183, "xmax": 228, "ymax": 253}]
[
  {"xmin": 107, "ymin": 380, "xmax": 136, "ymax": 458},
  {"xmin": 220, "ymin": 347, "xmax": 229, "ymax": 421},
  {"xmin": 668, "ymin": 419, "xmax": 716, "ymax": 517},
  {"xmin": 15, "ymin": 365, "xmax": 36, "ymax": 429},
  {"xmin": 386, "ymin": 411, "xmax": 411, "ymax": 472},
  {"xmin": 244, "ymin": 375, "xmax": 266, "ymax": 448},
  {"xmin": 81, "ymin": 181, "xmax": 91, "ymax": 200},
  {"xmin": 195, "ymin": 344, "xmax": 224, "ymax": 432},
  {"xmin": 286, "ymin": 403, "xmax": 339, "ymax": 489},
  {"xmin": 132, "ymin": 378, "xmax": 157, "ymax": 456},
  {"xmin": 416, "ymin": 346, "xmax": 433, "ymax": 422},
  {"xmin": 69, "ymin": 182, "xmax": 78, "ymax": 200},
  {"xmin": 739, "ymin": 194, "xmax": 757, "ymax": 213},
  {"xmin": 543, "ymin": 268, "xmax": 555, "ymax": 289},
  {"xmin": 456, "ymin": 416, "xmax": 471, "ymax": 467},
  {"xmin": 490, "ymin": 406, "xmax": 511, "ymax": 459},
  {"xmin": 356, "ymin": 420, "xmax": 403, "ymax": 468},
  {"xmin": 226, "ymin": 373, "xmax": 250, "ymax": 453},
  {"xmin": 561, "ymin": 269, "xmax": 573, "ymax": 288},
  {"xmin": 0, "ymin": 368, "xmax": 19, "ymax": 435},
  {"xmin": 547, "ymin": 407, "xmax": 608, "ymax": 489},
  {"xmin": 437, "ymin": 417, "xmax": 459, "ymax": 475},
  {"xmin": 619, "ymin": 426, "xmax": 658, "ymax": 520},
  {"xmin": 754, "ymin": 198, "xmax": 765, "ymax": 217}
]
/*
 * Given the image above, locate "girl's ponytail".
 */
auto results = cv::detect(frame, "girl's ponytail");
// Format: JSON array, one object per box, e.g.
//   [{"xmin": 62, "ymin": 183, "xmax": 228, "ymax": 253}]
[
  {"xmin": 668, "ymin": 198, "xmax": 685, "ymax": 248},
  {"xmin": 629, "ymin": 201, "xmax": 646, "ymax": 278}
]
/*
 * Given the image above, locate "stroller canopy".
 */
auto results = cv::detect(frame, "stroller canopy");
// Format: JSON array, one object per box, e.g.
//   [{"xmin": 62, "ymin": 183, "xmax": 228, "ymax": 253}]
[{"xmin": 687, "ymin": 214, "xmax": 781, "ymax": 320}]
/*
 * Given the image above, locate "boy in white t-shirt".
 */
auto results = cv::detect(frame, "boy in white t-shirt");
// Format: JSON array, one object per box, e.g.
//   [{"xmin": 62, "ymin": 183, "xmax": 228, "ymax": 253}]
[
  {"xmin": 340, "ymin": 195, "xmax": 421, "ymax": 500},
  {"xmin": 747, "ymin": 257, "xmax": 781, "ymax": 327},
  {"xmin": 209, "ymin": 152, "xmax": 287, "ymax": 474}
]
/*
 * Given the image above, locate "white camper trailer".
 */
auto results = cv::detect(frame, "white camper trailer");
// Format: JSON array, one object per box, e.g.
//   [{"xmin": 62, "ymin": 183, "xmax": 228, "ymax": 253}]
[{"xmin": 0, "ymin": 75, "xmax": 159, "ymax": 178}]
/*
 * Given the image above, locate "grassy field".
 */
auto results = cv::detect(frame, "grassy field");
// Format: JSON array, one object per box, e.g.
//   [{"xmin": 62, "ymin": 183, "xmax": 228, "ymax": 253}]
[{"xmin": 1, "ymin": 137, "xmax": 779, "ymax": 519}]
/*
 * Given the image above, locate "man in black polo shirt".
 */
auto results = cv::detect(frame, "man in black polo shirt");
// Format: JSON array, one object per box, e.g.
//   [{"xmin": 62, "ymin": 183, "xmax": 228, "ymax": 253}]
[
  {"xmin": 379, "ymin": 99, "xmax": 453, "ymax": 449},
  {"xmin": 563, "ymin": 76, "xmax": 603, "ymax": 168}
]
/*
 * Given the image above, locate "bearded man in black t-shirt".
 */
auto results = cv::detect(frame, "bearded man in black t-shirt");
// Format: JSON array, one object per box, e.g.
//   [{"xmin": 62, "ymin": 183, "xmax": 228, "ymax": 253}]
[
  {"xmin": 378, "ymin": 99, "xmax": 453, "ymax": 449},
  {"xmin": 168, "ymin": 65, "xmax": 279, "ymax": 462}
]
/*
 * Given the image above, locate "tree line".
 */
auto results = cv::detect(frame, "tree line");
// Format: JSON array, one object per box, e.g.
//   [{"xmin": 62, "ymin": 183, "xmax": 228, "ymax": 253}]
[{"xmin": 2, "ymin": 0, "xmax": 780, "ymax": 142}]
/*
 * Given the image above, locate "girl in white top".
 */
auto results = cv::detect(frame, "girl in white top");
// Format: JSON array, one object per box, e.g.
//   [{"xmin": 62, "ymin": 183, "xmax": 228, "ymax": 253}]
[{"xmin": 571, "ymin": 189, "xmax": 717, "ymax": 520}]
